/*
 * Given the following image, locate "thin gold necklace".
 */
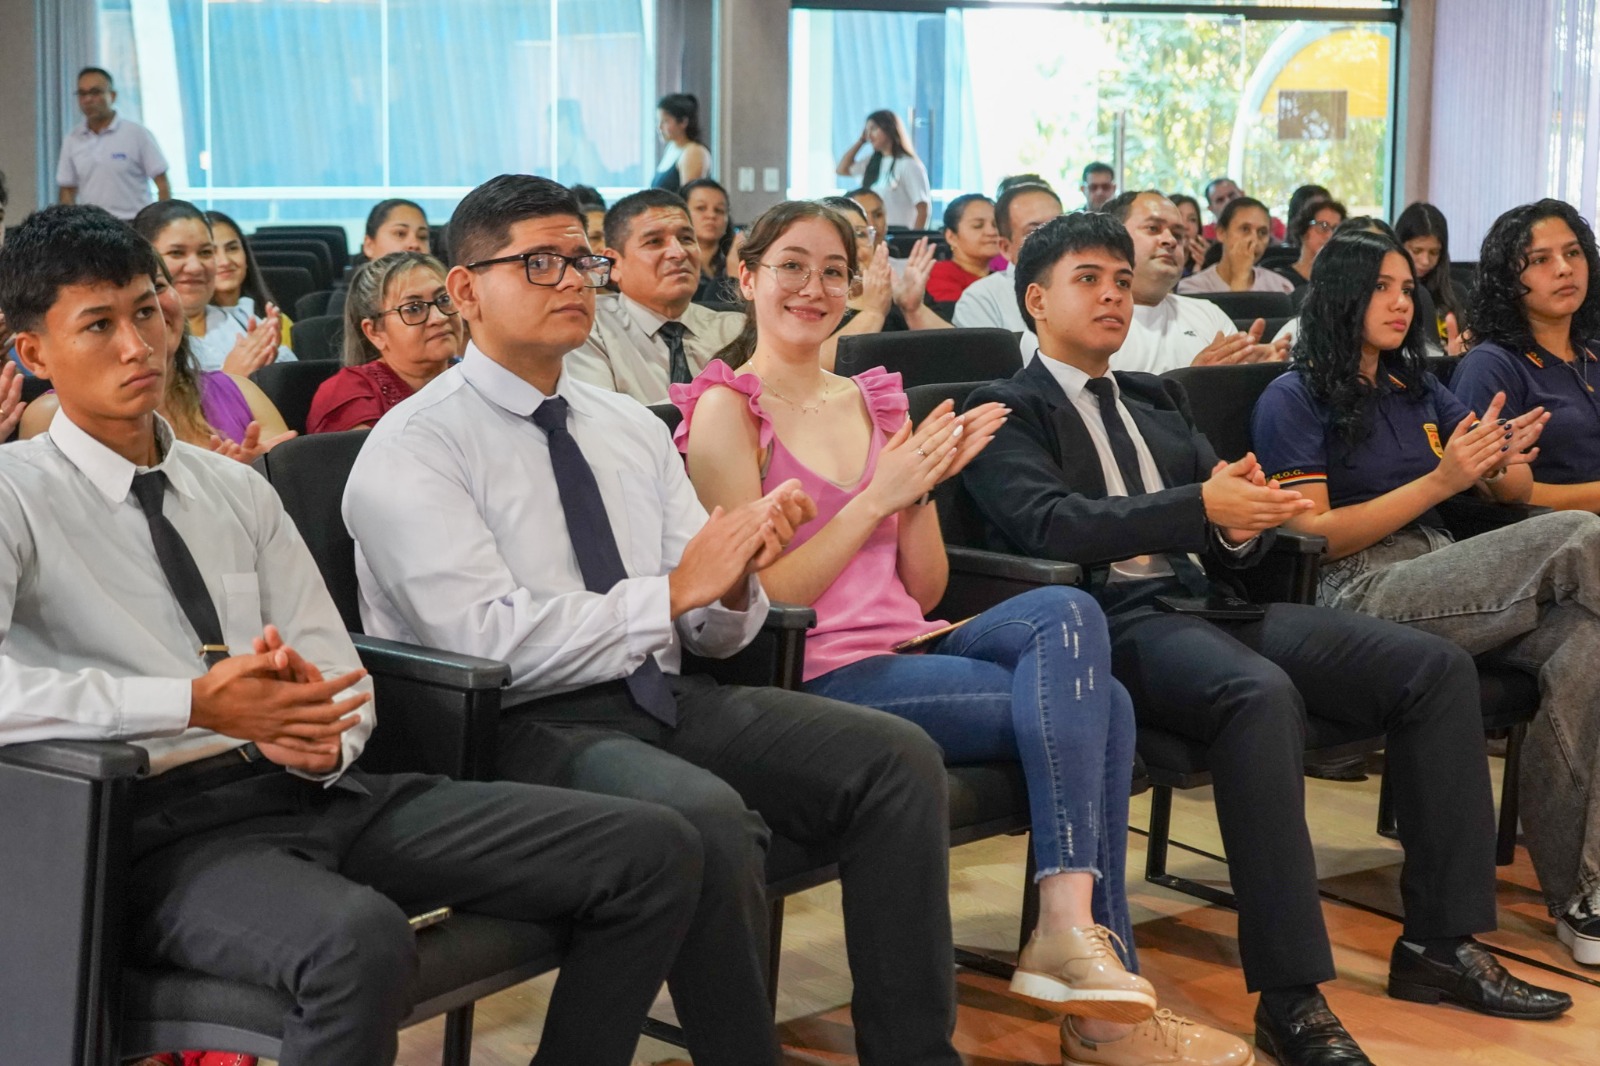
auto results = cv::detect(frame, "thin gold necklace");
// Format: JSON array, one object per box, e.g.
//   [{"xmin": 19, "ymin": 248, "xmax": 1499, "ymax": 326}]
[{"xmin": 757, "ymin": 369, "xmax": 835, "ymax": 414}]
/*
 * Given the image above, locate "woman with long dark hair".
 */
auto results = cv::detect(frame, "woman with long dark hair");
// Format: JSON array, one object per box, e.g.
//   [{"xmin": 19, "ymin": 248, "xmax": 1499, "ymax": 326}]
[
  {"xmin": 680, "ymin": 177, "xmax": 736, "ymax": 299},
  {"xmin": 677, "ymin": 200, "xmax": 1253, "ymax": 1064},
  {"xmin": 653, "ymin": 93, "xmax": 711, "ymax": 194},
  {"xmin": 1252, "ymin": 227, "xmax": 1600, "ymax": 971},
  {"xmin": 1396, "ymin": 202, "xmax": 1466, "ymax": 351},
  {"xmin": 1453, "ymin": 199, "xmax": 1600, "ymax": 512},
  {"xmin": 206, "ymin": 209, "xmax": 293, "ymax": 349},
  {"xmin": 834, "ymin": 109, "xmax": 931, "ymax": 230}
]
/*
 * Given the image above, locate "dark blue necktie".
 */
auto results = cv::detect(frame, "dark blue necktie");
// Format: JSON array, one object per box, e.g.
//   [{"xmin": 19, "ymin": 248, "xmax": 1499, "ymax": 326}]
[{"xmin": 531, "ymin": 396, "xmax": 678, "ymax": 726}]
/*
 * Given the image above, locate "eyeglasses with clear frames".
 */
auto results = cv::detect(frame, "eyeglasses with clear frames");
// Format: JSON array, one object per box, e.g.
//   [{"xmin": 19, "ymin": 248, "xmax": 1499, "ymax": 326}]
[
  {"xmin": 760, "ymin": 260, "xmax": 853, "ymax": 298},
  {"xmin": 377, "ymin": 292, "xmax": 459, "ymax": 326},
  {"xmin": 1307, "ymin": 220, "xmax": 1337, "ymax": 233},
  {"xmin": 852, "ymin": 226, "xmax": 878, "ymax": 244},
  {"xmin": 465, "ymin": 251, "xmax": 614, "ymax": 288}
]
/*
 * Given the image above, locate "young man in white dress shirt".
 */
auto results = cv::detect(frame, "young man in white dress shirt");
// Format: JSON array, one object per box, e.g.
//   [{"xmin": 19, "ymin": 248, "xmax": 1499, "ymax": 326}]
[
  {"xmin": 1099, "ymin": 190, "xmax": 1286, "ymax": 374},
  {"xmin": 343, "ymin": 175, "xmax": 962, "ymax": 1066},
  {"xmin": 0, "ymin": 204, "xmax": 703, "ymax": 1066},
  {"xmin": 566, "ymin": 188, "xmax": 743, "ymax": 404}
]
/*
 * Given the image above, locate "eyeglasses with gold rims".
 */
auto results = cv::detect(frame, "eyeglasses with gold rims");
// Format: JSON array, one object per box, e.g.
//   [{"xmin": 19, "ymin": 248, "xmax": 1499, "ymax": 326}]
[
  {"xmin": 759, "ymin": 260, "xmax": 854, "ymax": 298},
  {"xmin": 465, "ymin": 251, "xmax": 614, "ymax": 288},
  {"xmin": 375, "ymin": 292, "xmax": 459, "ymax": 326}
]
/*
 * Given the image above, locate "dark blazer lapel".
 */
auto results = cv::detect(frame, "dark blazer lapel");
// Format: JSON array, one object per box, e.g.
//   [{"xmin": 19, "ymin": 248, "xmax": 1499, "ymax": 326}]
[
  {"xmin": 1022, "ymin": 358, "xmax": 1108, "ymax": 498},
  {"xmin": 1120, "ymin": 386, "xmax": 1198, "ymax": 489}
]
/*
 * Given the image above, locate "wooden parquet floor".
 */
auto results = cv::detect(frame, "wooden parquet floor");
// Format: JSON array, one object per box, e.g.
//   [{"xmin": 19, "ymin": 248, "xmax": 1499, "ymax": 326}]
[{"xmin": 377, "ymin": 763, "xmax": 1599, "ymax": 1066}]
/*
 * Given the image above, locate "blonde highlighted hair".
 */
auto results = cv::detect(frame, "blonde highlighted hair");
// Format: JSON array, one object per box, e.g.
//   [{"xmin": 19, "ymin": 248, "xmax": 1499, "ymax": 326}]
[{"xmin": 342, "ymin": 251, "xmax": 449, "ymax": 367}]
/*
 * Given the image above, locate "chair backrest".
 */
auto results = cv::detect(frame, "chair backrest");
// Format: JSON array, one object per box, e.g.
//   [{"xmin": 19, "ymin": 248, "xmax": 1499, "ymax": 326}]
[
  {"xmin": 1190, "ymin": 289, "xmax": 1295, "ymax": 323},
  {"xmin": 248, "ymin": 238, "xmax": 333, "ymax": 287},
  {"xmin": 1159, "ymin": 362, "xmax": 1291, "ymax": 461},
  {"xmin": 1450, "ymin": 260, "xmax": 1479, "ymax": 302},
  {"xmin": 252, "ymin": 225, "xmax": 351, "ymax": 274},
  {"xmin": 327, "ymin": 289, "xmax": 348, "ymax": 319},
  {"xmin": 290, "ymin": 314, "xmax": 344, "ymax": 362},
  {"xmin": 254, "ymin": 429, "xmax": 370, "ymax": 631},
  {"xmin": 1259, "ymin": 244, "xmax": 1298, "ymax": 270},
  {"xmin": 251, "ymin": 360, "xmax": 342, "ymax": 435},
  {"xmin": 927, "ymin": 299, "xmax": 958, "ymax": 323},
  {"xmin": 251, "ymin": 248, "xmax": 330, "ymax": 291},
  {"xmin": 1425, "ymin": 354, "xmax": 1459, "ymax": 387},
  {"xmin": 835, "ymin": 327, "xmax": 1022, "ymax": 389},
  {"xmin": 258, "ymin": 266, "xmax": 316, "ymax": 323},
  {"xmin": 905, "ymin": 381, "xmax": 990, "ymax": 547},
  {"xmin": 649, "ymin": 402, "xmax": 683, "ymax": 436},
  {"xmin": 887, "ymin": 229, "xmax": 946, "ymax": 258},
  {"xmin": 294, "ymin": 289, "xmax": 334, "ymax": 321}
]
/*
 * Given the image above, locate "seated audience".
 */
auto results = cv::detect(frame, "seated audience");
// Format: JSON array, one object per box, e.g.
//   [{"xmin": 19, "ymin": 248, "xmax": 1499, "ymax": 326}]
[
  {"xmin": 0, "ymin": 203, "xmax": 701, "ymax": 1066},
  {"xmin": 1275, "ymin": 199, "xmax": 1346, "ymax": 290},
  {"xmin": 836, "ymin": 109, "xmax": 931, "ymax": 230},
  {"xmin": 1080, "ymin": 162, "xmax": 1117, "ymax": 212},
  {"xmin": 962, "ymin": 211, "xmax": 1569, "ymax": 1066},
  {"xmin": 307, "ymin": 251, "xmax": 460, "ymax": 434},
  {"xmin": 1101, "ymin": 191, "xmax": 1285, "ymax": 373},
  {"xmin": 1201, "ymin": 177, "xmax": 1286, "ymax": 243},
  {"xmin": 847, "ymin": 186, "xmax": 890, "ymax": 247},
  {"xmin": 133, "ymin": 201, "xmax": 293, "ymax": 372},
  {"xmin": 362, "ymin": 198, "xmax": 431, "ymax": 261},
  {"xmin": 1169, "ymin": 192, "xmax": 1209, "ymax": 277},
  {"xmin": 1253, "ymin": 224, "xmax": 1600, "ymax": 972},
  {"xmin": 1179, "ymin": 197, "xmax": 1295, "ymax": 295},
  {"xmin": 570, "ymin": 184, "xmax": 608, "ymax": 249},
  {"xmin": 567, "ymin": 188, "xmax": 743, "ymax": 403},
  {"xmin": 675, "ymin": 199, "xmax": 1252, "ymax": 1066},
  {"xmin": 1396, "ymin": 201, "xmax": 1467, "ymax": 353},
  {"xmin": 815, "ymin": 197, "xmax": 949, "ymax": 370},
  {"xmin": 21, "ymin": 259, "xmax": 293, "ymax": 461},
  {"xmin": 206, "ymin": 209, "xmax": 294, "ymax": 348},
  {"xmin": 1453, "ymin": 200, "xmax": 1600, "ymax": 514},
  {"xmin": 343, "ymin": 174, "xmax": 963, "ymax": 1066},
  {"xmin": 926, "ymin": 193, "xmax": 999, "ymax": 302},
  {"xmin": 681, "ymin": 177, "xmax": 738, "ymax": 301},
  {"xmin": 1284, "ymin": 184, "xmax": 1332, "ymax": 230},
  {"xmin": 952, "ymin": 180, "xmax": 1063, "ymax": 349},
  {"xmin": 653, "ymin": 93, "xmax": 712, "ymax": 194}
]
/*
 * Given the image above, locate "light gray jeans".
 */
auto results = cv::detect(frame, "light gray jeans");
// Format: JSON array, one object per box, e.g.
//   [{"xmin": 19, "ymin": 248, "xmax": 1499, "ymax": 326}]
[{"xmin": 1325, "ymin": 510, "xmax": 1600, "ymax": 915}]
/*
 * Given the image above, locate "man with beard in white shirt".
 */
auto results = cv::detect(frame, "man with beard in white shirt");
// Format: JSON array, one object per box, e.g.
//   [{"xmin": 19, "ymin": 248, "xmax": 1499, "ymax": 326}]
[{"xmin": 1099, "ymin": 191, "xmax": 1287, "ymax": 374}]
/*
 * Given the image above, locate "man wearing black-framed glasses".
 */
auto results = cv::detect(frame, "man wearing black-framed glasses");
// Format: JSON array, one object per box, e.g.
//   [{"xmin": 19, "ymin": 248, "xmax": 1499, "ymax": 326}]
[
  {"xmin": 568, "ymin": 189, "xmax": 744, "ymax": 405},
  {"xmin": 345, "ymin": 174, "xmax": 961, "ymax": 1066}
]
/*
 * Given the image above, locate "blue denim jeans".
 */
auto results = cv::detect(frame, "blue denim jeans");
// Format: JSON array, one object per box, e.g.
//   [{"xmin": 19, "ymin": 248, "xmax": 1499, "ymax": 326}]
[{"xmin": 804, "ymin": 586, "xmax": 1138, "ymax": 956}]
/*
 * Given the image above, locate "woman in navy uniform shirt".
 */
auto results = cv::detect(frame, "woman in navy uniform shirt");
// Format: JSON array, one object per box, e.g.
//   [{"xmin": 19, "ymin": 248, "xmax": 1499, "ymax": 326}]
[
  {"xmin": 1252, "ymin": 227, "xmax": 1600, "ymax": 972},
  {"xmin": 1453, "ymin": 200, "xmax": 1600, "ymax": 509}
]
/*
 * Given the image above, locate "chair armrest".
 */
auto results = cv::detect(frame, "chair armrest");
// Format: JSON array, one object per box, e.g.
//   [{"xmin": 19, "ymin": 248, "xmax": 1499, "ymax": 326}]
[
  {"xmin": 1235, "ymin": 527, "xmax": 1327, "ymax": 605},
  {"xmin": 685, "ymin": 602, "xmax": 817, "ymax": 692},
  {"xmin": 0, "ymin": 739, "xmax": 148, "ymax": 781},
  {"xmin": 1437, "ymin": 495, "xmax": 1552, "ymax": 540},
  {"xmin": 1269, "ymin": 529, "xmax": 1328, "ymax": 555},
  {"xmin": 935, "ymin": 546, "xmax": 1084, "ymax": 621},
  {"xmin": 351, "ymin": 634, "xmax": 510, "ymax": 782}
]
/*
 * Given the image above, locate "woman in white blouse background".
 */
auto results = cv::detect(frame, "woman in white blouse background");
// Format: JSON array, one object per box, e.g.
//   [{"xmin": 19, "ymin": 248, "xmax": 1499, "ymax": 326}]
[{"xmin": 836, "ymin": 109, "xmax": 931, "ymax": 230}]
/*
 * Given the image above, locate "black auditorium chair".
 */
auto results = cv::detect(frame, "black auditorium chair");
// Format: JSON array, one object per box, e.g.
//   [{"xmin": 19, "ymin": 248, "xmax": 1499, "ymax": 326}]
[
  {"xmin": 253, "ymin": 224, "xmax": 351, "ymax": 276},
  {"xmin": 1258, "ymin": 244, "xmax": 1298, "ymax": 271},
  {"xmin": 1450, "ymin": 260, "xmax": 1480, "ymax": 303},
  {"xmin": 252, "ymin": 248, "xmax": 329, "ymax": 293},
  {"xmin": 249, "ymin": 238, "xmax": 334, "ymax": 291},
  {"xmin": 928, "ymin": 299, "xmax": 958, "ymax": 323},
  {"xmin": 259, "ymin": 266, "xmax": 317, "ymax": 327},
  {"xmin": 328, "ymin": 289, "xmax": 349, "ymax": 319},
  {"xmin": 886, "ymin": 229, "xmax": 945, "ymax": 258},
  {"xmin": 1190, "ymin": 289, "xmax": 1295, "ymax": 323},
  {"xmin": 290, "ymin": 314, "xmax": 344, "ymax": 362},
  {"xmin": 0, "ymin": 454, "xmax": 558, "ymax": 1064},
  {"xmin": 1166, "ymin": 361, "xmax": 1540, "ymax": 866},
  {"xmin": 835, "ymin": 327, "xmax": 1022, "ymax": 388},
  {"xmin": 251, "ymin": 360, "xmax": 342, "ymax": 435},
  {"xmin": 295, "ymin": 289, "xmax": 334, "ymax": 320},
  {"xmin": 1262, "ymin": 316, "xmax": 1290, "ymax": 341}
]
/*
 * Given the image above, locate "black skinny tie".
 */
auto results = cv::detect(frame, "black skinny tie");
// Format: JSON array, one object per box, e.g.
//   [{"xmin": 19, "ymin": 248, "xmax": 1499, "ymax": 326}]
[
  {"xmin": 131, "ymin": 471, "xmax": 229, "ymax": 667},
  {"xmin": 531, "ymin": 397, "xmax": 678, "ymax": 726},
  {"xmin": 1084, "ymin": 377, "xmax": 1148, "ymax": 495},
  {"xmin": 658, "ymin": 320, "xmax": 692, "ymax": 385}
]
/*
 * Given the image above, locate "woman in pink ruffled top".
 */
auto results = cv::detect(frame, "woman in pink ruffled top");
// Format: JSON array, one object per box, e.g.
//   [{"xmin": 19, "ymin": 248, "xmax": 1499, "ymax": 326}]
[{"xmin": 672, "ymin": 200, "xmax": 1247, "ymax": 1062}]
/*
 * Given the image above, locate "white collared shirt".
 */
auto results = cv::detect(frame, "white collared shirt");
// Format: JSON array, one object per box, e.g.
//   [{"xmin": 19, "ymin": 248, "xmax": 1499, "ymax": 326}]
[
  {"xmin": 567, "ymin": 293, "xmax": 744, "ymax": 405},
  {"xmin": 189, "ymin": 305, "xmax": 298, "ymax": 372},
  {"xmin": 55, "ymin": 115, "xmax": 169, "ymax": 220},
  {"xmin": 1111, "ymin": 293, "xmax": 1238, "ymax": 375},
  {"xmin": 344, "ymin": 342, "xmax": 768, "ymax": 704},
  {"xmin": 951, "ymin": 261, "xmax": 1038, "ymax": 357},
  {"xmin": 0, "ymin": 411, "xmax": 371, "ymax": 777}
]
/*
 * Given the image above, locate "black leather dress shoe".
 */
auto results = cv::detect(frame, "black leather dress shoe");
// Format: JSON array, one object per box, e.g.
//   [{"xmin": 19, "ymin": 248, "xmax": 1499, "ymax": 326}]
[
  {"xmin": 1253, "ymin": 991, "xmax": 1374, "ymax": 1065},
  {"xmin": 1387, "ymin": 938, "xmax": 1572, "ymax": 1019}
]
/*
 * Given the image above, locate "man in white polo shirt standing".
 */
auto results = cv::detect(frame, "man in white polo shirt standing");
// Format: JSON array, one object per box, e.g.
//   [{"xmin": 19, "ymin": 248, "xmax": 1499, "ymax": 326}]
[{"xmin": 57, "ymin": 67, "xmax": 171, "ymax": 221}]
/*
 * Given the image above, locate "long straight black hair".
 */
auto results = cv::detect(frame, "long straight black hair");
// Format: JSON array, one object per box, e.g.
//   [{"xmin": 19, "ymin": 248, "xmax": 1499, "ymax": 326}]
[
  {"xmin": 205, "ymin": 209, "xmax": 278, "ymax": 314},
  {"xmin": 1394, "ymin": 202, "xmax": 1463, "ymax": 324},
  {"xmin": 862, "ymin": 109, "xmax": 915, "ymax": 189}
]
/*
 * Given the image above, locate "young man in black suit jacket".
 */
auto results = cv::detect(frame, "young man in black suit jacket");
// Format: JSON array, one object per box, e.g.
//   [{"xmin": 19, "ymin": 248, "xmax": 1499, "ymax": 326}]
[{"xmin": 959, "ymin": 213, "xmax": 1570, "ymax": 1066}]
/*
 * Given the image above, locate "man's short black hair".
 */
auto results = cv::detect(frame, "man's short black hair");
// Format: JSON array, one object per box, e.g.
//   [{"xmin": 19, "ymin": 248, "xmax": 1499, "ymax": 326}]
[
  {"xmin": 1098, "ymin": 189, "xmax": 1166, "ymax": 223},
  {"xmin": 1218, "ymin": 196, "xmax": 1270, "ymax": 232},
  {"xmin": 603, "ymin": 189, "xmax": 689, "ymax": 252},
  {"xmin": 1203, "ymin": 176, "xmax": 1237, "ymax": 202},
  {"xmin": 1081, "ymin": 162, "xmax": 1114, "ymax": 183},
  {"xmin": 1013, "ymin": 212, "xmax": 1134, "ymax": 332},
  {"xmin": 0, "ymin": 205, "xmax": 159, "ymax": 334},
  {"xmin": 448, "ymin": 175, "xmax": 584, "ymax": 267},
  {"xmin": 77, "ymin": 66, "xmax": 114, "ymax": 87},
  {"xmin": 995, "ymin": 182, "xmax": 1062, "ymax": 241},
  {"xmin": 0, "ymin": 168, "xmax": 8, "ymax": 209}
]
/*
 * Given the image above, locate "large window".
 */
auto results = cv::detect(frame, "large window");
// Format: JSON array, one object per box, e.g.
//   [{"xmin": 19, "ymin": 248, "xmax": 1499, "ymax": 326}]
[
  {"xmin": 792, "ymin": 5, "xmax": 1398, "ymax": 223},
  {"xmin": 97, "ymin": 0, "xmax": 654, "ymax": 239}
]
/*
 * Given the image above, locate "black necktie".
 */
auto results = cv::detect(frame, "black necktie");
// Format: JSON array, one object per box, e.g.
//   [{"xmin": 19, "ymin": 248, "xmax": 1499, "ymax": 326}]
[
  {"xmin": 1083, "ymin": 377, "xmax": 1147, "ymax": 495},
  {"xmin": 531, "ymin": 397, "xmax": 678, "ymax": 726},
  {"xmin": 131, "ymin": 471, "xmax": 229, "ymax": 667},
  {"xmin": 658, "ymin": 320, "xmax": 692, "ymax": 385}
]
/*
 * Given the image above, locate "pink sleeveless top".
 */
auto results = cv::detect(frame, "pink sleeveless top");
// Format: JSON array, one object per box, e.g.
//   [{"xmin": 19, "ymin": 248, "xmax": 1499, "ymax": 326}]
[{"xmin": 672, "ymin": 362, "xmax": 945, "ymax": 681}]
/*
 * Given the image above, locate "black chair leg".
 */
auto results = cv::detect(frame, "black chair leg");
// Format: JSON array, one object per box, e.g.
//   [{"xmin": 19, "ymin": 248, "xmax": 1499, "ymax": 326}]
[
  {"xmin": 1497, "ymin": 723, "xmax": 1527, "ymax": 866},
  {"xmin": 1143, "ymin": 784, "xmax": 1239, "ymax": 909},
  {"xmin": 1376, "ymin": 768, "xmax": 1398, "ymax": 839},
  {"xmin": 441, "ymin": 1003, "xmax": 474, "ymax": 1066},
  {"xmin": 766, "ymin": 897, "xmax": 785, "ymax": 1013},
  {"xmin": 1018, "ymin": 841, "xmax": 1040, "ymax": 950}
]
